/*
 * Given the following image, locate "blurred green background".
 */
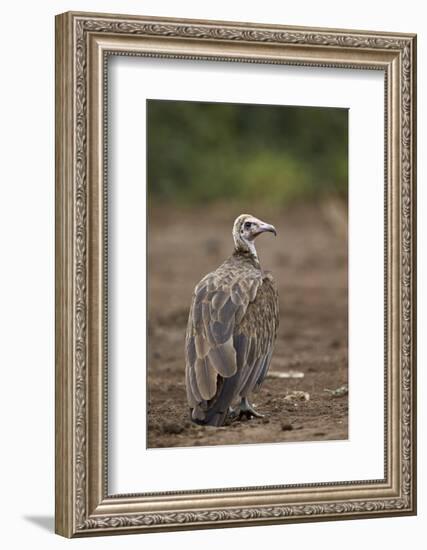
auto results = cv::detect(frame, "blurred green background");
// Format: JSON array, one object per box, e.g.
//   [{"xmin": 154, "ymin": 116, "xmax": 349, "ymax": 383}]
[{"xmin": 147, "ymin": 100, "xmax": 348, "ymax": 205}]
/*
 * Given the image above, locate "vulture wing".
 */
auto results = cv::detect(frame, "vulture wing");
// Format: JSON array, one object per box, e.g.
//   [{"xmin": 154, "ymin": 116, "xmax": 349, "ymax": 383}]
[
  {"xmin": 233, "ymin": 272, "xmax": 279, "ymax": 398},
  {"xmin": 185, "ymin": 266, "xmax": 261, "ymax": 406}
]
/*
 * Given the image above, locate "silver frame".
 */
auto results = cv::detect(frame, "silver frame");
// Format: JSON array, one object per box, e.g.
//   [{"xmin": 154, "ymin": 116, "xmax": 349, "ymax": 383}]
[{"xmin": 55, "ymin": 11, "xmax": 417, "ymax": 537}]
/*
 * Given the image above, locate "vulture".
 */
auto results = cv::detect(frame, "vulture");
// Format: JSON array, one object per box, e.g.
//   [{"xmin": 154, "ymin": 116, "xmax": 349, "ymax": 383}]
[{"xmin": 185, "ymin": 214, "xmax": 279, "ymax": 427}]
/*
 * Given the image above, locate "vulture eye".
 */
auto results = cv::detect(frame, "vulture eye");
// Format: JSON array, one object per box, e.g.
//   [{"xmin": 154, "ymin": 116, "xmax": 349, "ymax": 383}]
[{"xmin": 244, "ymin": 222, "xmax": 252, "ymax": 229}]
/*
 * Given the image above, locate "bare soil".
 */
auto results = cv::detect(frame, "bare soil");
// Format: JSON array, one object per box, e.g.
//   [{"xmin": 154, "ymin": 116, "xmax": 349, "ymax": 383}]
[{"xmin": 147, "ymin": 201, "xmax": 348, "ymax": 448}]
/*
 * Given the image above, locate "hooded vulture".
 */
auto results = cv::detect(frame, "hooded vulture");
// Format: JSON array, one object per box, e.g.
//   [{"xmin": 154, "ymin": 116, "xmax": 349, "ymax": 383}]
[{"xmin": 185, "ymin": 214, "xmax": 279, "ymax": 426}]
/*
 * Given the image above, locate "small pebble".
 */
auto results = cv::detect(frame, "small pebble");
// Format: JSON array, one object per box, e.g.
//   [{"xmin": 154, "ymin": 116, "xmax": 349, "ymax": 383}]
[
  {"xmin": 324, "ymin": 384, "xmax": 348, "ymax": 398},
  {"xmin": 284, "ymin": 391, "xmax": 310, "ymax": 402},
  {"xmin": 268, "ymin": 370, "xmax": 304, "ymax": 379}
]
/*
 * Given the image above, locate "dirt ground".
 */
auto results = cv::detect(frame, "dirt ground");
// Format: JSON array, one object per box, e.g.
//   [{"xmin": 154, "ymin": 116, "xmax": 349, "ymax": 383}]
[{"xmin": 147, "ymin": 201, "xmax": 348, "ymax": 448}]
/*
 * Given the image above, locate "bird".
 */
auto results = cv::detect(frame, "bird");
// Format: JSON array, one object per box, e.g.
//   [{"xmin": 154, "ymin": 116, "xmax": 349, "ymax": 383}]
[{"xmin": 185, "ymin": 214, "xmax": 279, "ymax": 427}]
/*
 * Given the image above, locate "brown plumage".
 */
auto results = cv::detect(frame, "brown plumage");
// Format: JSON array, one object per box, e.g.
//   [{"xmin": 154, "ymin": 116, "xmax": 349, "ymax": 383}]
[{"xmin": 185, "ymin": 214, "xmax": 279, "ymax": 426}]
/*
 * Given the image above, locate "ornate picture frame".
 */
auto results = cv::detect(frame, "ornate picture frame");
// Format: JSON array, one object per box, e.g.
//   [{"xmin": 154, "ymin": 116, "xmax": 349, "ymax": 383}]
[{"xmin": 55, "ymin": 11, "xmax": 417, "ymax": 537}]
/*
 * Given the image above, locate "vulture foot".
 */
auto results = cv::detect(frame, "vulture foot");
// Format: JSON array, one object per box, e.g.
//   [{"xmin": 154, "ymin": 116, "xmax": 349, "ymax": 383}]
[{"xmin": 231, "ymin": 397, "xmax": 265, "ymax": 421}]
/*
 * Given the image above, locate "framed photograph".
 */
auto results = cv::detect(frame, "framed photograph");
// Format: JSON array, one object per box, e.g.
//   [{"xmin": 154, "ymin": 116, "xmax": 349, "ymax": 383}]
[{"xmin": 55, "ymin": 11, "xmax": 417, "ymax": 537}]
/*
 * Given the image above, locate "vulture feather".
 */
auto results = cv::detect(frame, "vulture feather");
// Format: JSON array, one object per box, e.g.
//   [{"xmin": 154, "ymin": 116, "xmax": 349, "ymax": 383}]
[{"xmin": 185, "ymin": 214, "xmax": 279, "ymax": 426}]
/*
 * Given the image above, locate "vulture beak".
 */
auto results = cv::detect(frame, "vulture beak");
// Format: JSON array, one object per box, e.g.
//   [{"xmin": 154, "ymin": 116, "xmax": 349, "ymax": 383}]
[{"xmin": 256, "ymin": 222, "xmax": 277, "ymax": 237}]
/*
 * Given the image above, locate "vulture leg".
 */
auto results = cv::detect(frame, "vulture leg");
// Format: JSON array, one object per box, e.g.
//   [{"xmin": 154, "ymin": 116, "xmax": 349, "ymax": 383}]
[{"xmin": 234, "ymin": 397, "xmax": 265, "ymax": 420}]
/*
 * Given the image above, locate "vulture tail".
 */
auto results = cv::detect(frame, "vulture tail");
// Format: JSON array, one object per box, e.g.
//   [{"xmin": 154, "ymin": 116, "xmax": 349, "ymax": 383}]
[{"xmin": 191, "ymin": 373, "xmax": 239, "ymax": 427}]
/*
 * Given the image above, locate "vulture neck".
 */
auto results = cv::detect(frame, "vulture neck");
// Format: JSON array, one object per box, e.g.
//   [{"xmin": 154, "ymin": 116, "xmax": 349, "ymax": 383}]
[{"xmin": 233, "ymin": 239, "xmax": 260, "ymax": 267}]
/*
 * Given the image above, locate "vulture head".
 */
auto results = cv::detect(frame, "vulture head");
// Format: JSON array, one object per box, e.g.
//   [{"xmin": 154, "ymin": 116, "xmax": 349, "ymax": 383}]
[{"xmin": 232, "ymin": 214, "xmax": 276, "ymax": 258}]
